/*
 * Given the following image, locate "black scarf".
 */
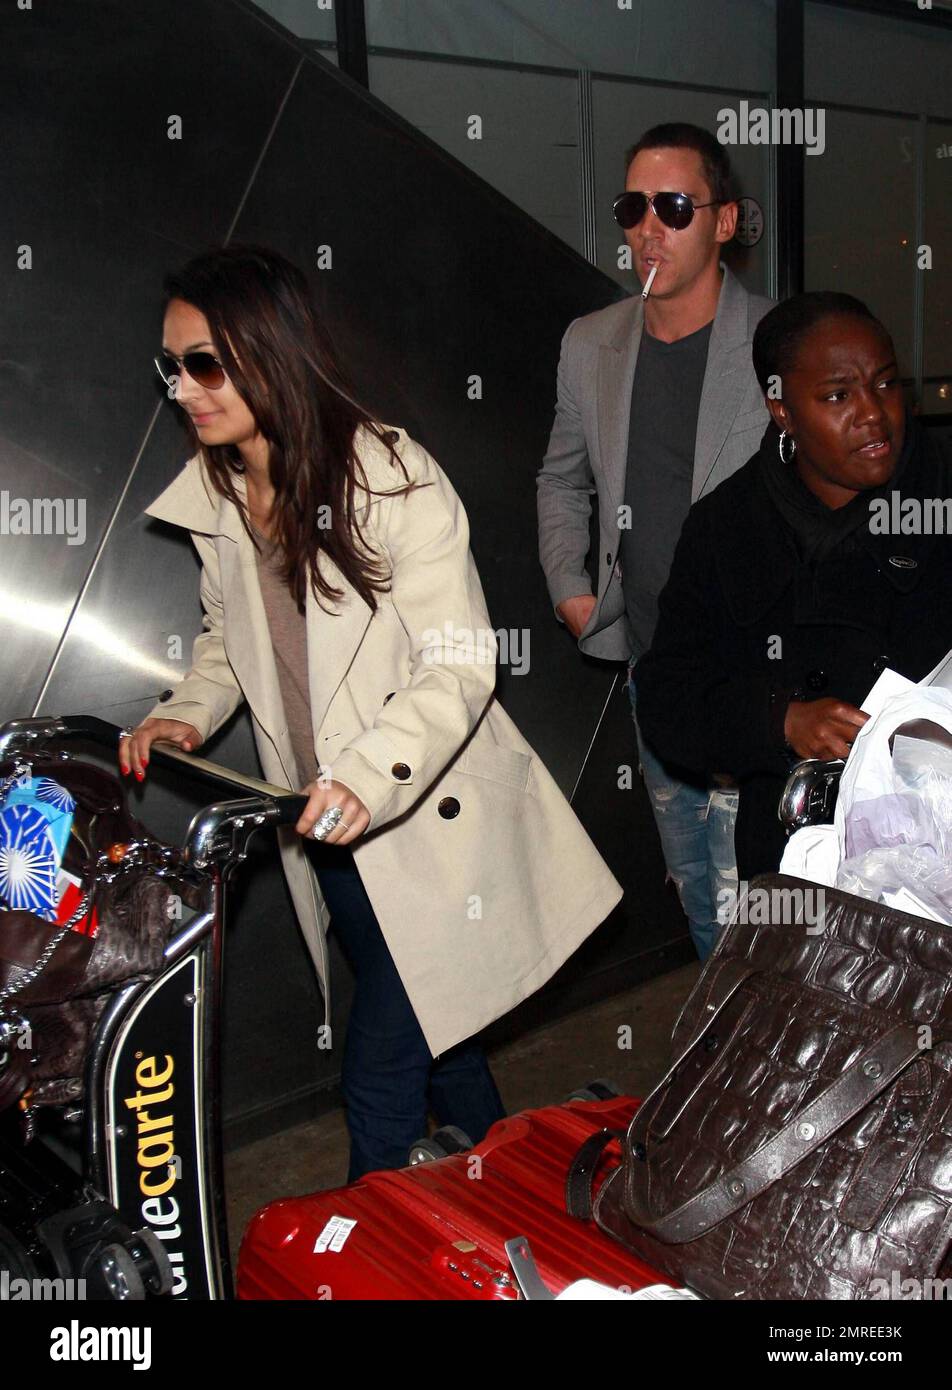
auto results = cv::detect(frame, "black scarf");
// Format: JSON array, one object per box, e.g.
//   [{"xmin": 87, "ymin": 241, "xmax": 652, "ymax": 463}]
[{"xmin": 759, "ymin": 416, "xmax": 915, "ymax": 572}]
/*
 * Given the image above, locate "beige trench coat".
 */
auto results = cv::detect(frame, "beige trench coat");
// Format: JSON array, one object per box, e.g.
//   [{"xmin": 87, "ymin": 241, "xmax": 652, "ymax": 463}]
[{"xmin": 144, "ymin": 425, "xmax": 622, "ymax": 1056}]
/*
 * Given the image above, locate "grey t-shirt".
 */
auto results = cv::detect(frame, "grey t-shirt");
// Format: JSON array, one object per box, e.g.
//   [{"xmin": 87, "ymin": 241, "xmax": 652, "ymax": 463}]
[
  {"xmin": 251, "ymin": 524, "xmax": 321, "ymax": 790},
  {"xmin": 620, "ymin": 319, "xmax": 713, "ymax": 660}
]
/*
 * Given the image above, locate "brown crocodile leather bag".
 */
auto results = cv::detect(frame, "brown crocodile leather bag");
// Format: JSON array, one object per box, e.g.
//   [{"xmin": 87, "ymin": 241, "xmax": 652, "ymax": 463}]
[{"xmin": 569, "ymin": 873, "xmax": 952, "ymax": 1300}]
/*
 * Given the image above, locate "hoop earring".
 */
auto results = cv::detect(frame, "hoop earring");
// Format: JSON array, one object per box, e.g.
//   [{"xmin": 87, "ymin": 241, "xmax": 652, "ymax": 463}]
[{"xmin": 778, "ymin": 429, "xmax": 797, "ymax": 464}]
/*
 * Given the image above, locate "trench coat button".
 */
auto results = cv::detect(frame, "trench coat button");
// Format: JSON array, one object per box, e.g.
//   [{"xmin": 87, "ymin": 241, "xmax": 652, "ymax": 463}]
[
  {"xmin": 871, "ymin": 654, "xmax": 890, "ymax": 676},
  {"xmin": 391, "ymin": 762, "xmax": 412, "ymax": 780},
  {"xmin": 805, "ymin": 668, "xmax": 828, "ymax": 692},
  {"xmin": 606, "ymin": 551, "xmax": 612, "ymax": 567},
  {"xmin": 438, "ymin": 797, "xmax": 460, "ymax": 819},
  {"xmin": 383, "ymin": 692, "xmax": 395, "ymax": 704}
]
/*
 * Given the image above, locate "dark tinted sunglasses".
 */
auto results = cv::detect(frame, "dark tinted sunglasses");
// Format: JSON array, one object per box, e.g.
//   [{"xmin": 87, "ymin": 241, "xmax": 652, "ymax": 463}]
[
  {"xmin": 154, "ymin": 351, "xmax": 227, "ymax": 391},
  {"xmin": 613, "ymin": 191, "xmax": 720, "ymax": 231}
]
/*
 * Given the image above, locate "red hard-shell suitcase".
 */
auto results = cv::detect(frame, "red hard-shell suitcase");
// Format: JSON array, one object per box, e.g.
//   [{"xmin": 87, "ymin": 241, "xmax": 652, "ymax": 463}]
[{"xmin": 237, "ymin": 1096, "xmax": 670, "ymax": 1300}]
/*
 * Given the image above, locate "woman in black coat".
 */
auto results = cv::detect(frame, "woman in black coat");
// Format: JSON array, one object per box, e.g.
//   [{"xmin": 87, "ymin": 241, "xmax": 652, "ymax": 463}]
[{"xmin": 635, "ymin": 292, "xmax": 952, "ymax": 883}]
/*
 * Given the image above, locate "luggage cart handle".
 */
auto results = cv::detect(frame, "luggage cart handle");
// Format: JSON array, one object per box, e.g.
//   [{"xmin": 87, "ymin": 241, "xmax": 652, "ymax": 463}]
[
  {"xmin": 779, "ymin": 757, "xmax": 845, "ymax": 831},
  {"xmin": 0, "ymin": 714, "xmax": 309, "ymax": 868},
  {"xmin": 183, "ymin": 795, "xmax": 309, "ymax": 869},
  {"xmin": 0, "ymin": 714, "xmax": 297, "ymax": 800}
]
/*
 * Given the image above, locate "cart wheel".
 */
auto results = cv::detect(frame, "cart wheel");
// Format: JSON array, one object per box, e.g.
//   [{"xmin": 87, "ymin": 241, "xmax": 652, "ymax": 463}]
[
  {"xmin": 97, "ymin": 1242, "xmax": 146, "ymax": 1300},
  {"xmin": 566, "ymin": 1078, "xmax": 624, "ymax": 1102},
  {"xmin": 408, "ymin": 1137, "xmax": 448, "ymax": 1165},
  {"xmin": 431, "ymin": 1125, "xmax": 474, "ymax": 1153},
  {"xmin": 127, "ymin": 1226, "xmax": 174, "ymax": 1296},
  {"xmin": 407, "ymin": 1125, "xmax": 474, "ymax": 1166}
]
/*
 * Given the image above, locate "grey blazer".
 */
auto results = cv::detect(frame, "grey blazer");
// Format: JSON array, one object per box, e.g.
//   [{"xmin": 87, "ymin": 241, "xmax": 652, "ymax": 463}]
[{"xmin": 537, "ymin": 263, "xmax": 775, "ymax": 662}]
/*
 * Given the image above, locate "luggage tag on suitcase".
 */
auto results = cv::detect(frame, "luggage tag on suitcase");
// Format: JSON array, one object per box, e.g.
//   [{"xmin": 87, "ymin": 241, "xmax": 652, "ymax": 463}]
[{"xmin": 314, "ymin": 1216, "xmax": 357, "ymax": 1254}]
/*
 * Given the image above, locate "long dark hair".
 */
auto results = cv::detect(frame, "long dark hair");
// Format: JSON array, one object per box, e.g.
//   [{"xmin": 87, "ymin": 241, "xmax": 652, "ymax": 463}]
[{"xmin": 161, "ymin": 244, "xmax": 416, "ymax": 614}]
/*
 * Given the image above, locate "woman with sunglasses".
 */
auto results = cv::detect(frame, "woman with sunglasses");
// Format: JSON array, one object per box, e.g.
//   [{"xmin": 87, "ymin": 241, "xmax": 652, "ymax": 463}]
[
  {"xmin": 124, "ymin": 244, "xmax": 622, "ymax": 1181},
  {"xmin": 634, "ymin": 292, "xmax": 952, "ymax": 887}
]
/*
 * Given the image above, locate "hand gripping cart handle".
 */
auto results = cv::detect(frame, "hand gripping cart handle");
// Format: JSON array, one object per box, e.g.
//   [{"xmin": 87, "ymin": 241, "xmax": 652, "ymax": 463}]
[{"xmin": 0, "ymin": 714, "xmax": 308, "ymax": 1301}]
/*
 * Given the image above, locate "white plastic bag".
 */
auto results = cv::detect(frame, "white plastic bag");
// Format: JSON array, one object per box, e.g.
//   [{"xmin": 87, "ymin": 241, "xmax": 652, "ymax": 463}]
[
  {"xmin": 780, "ymin": 674, "xmax": 952, "ymax": 924},
  {"xmin": 831, "ymin": 684, "xmax": 952, "ymax": 922},
  {"xmin": 779, "ymin": 823, "xmax": 839, "ymax": 886},
  {"xmin": 778, "ymin": 668, "xmax": 915, "ymax": 885}
]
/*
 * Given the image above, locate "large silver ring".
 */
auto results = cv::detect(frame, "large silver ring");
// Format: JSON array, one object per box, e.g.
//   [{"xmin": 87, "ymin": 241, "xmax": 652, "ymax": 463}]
[
  {"xmin": 120, "ymin": 726, "xmax": 135, "ymax": 739},
  {"xmin": 311, "ymin": 805, "xmax": 344, "ymax": 840}
]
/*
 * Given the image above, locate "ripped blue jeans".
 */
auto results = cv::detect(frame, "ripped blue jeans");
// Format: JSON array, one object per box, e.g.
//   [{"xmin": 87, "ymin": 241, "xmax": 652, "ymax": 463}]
[{"xmin": 627, "ymin": 668, "xmax": 738, "ymax": 960}]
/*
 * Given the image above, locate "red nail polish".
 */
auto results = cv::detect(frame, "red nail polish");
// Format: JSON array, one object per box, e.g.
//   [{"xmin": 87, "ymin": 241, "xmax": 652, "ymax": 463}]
[
  {"xmin": 120, "ymin": 765, "xmax": 129, "ymax": 776},
  {"xmin": 135, "ymin": 769, "xmax": 144, "ymax": 781}
]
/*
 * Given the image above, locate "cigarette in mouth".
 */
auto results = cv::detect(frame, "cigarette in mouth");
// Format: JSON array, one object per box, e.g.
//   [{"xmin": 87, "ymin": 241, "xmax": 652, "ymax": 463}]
[{"xmin": 642, "ymin": 265, "xmax": 659, "ymax": 300}]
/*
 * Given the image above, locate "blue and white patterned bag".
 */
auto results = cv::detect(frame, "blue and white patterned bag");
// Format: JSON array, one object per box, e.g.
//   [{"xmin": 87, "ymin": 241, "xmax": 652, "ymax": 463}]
[{"xmin": 0, "ymin": 768, "xmax": 76, "ymax": 920}]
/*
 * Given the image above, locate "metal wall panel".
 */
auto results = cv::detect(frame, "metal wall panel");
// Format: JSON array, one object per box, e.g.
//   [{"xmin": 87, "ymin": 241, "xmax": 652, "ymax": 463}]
[
  {"xmin": 361, "ymin": 0, "xmax": 775, "ymax": 90},
  {"xmin": 0, "ymin": 0, "xmax": 301, "ymax": 723},
  {"xmin": 367, "ymin": 56, "xmax": 582, "ymax": 253}
]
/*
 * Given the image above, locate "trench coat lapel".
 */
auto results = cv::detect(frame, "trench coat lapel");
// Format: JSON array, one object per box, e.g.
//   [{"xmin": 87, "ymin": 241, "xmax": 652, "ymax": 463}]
[{"xmin": 146, "ymin": 455, "xmax": 375, "ymax": 772}]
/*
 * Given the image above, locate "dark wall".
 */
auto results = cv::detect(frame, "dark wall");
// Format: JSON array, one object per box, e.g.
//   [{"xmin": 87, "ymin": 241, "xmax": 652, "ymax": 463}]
[{"xmin": 1, "ymin": 0, "xmax": 688, "ymax": 1146}]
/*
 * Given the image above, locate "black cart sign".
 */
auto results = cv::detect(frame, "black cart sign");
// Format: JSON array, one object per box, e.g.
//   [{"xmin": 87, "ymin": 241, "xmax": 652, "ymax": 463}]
[{"xmin": 103, "ymin": 950, "xmax": 223, "ymax": 1299}]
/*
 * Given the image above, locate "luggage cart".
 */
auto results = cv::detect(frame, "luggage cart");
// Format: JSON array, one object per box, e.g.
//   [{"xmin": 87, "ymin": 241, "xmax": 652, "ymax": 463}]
[
  {"xmin": 0, "ymin": 715, "xmax": 307, "ymax": 1300},
  {"xmin": 3, "ymin": 715, "xmax": 766, "ymax": 1304}
]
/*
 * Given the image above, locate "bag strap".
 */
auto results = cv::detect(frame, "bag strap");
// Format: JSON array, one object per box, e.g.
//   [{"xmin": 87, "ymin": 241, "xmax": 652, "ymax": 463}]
[
  {"xmin": 565, "ymin": 1129, "xmax": 627, "ymax": 1219},
  {"xmin": 626, "ymin": 1023, "xmax": 923, "ymax": 1244},
  {"xmin": 566, "ymin": 961, "xmax": 757, "ymax": 1221}
]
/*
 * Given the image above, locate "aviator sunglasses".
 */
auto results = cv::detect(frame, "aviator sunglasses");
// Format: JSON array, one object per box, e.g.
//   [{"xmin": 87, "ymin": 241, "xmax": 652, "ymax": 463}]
[
  {"xmin": 154, "ymin": 350, "xmax": 227, "ymax": 391},
  {"xmin": 613, "ymin": 190, "xmax": 720, "ymax": 231}
]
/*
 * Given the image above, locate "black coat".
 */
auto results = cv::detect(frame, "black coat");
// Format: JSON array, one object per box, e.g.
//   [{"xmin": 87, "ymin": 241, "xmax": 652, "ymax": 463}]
[{"xmin": 634, "ymin": 421, "xmax": 952, "ymax": 880}]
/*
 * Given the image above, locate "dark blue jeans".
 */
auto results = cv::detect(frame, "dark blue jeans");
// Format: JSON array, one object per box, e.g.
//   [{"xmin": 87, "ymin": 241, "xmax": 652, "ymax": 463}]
[{"xmin": 308, "ymin": 841, "xmax": 505, "ymax": 1183}]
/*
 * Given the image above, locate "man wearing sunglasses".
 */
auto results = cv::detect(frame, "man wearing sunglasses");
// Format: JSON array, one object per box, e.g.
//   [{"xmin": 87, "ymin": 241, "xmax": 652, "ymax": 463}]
[{"xmin": 537, "ymin": 123, "xmax": 774, "ymax": 960}]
